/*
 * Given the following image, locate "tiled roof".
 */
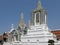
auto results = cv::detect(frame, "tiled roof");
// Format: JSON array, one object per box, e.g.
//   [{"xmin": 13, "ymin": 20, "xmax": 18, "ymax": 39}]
[
  {"xmin": 0, "ymin": 35, "xmax": 3, "ymax": 41},
  {"xmin": 51, "ymin": 30, "xmax": 60, "ymax": 34}
]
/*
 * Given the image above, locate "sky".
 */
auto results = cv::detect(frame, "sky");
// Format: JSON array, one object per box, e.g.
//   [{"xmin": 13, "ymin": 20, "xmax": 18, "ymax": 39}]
[{"xmin": 0, "ymin": 0, "xmax": 60, "ymax": 34}]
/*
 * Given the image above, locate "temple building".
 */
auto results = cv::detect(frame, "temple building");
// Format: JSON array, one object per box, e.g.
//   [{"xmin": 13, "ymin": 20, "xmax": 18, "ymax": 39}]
[{"xmin": 3, "ymin": 1, "xmax": 60, "ymax": 45}]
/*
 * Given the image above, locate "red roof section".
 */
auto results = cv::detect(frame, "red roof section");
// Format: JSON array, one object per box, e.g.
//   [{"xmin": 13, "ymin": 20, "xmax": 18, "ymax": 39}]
[
  {"xmin": 0, "ymin": 35, "xmax": 3, "ymax": 41},
  {"xmin": 51, "ymin": 30, "xmax": 60, "ymax": 34}
]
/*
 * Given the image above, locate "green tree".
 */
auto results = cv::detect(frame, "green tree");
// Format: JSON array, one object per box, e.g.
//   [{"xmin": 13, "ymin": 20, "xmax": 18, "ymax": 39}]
[
  {"xmin": 3, "ymin": 32, "xmax": 8, "ymax": 42},
  {"xmin": 48, "ymin": 40, "xmax": 55, "ymax": 45}
]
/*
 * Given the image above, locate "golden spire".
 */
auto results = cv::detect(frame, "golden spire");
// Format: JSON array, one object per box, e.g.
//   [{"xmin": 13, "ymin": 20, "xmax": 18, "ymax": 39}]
[
  {"xmin": 37, "ymin": 0, "xmax": 42, "ymax": 10},
  {"xmin": 20, "ymin": 12, "xmax": 25, "ymax": 27}
]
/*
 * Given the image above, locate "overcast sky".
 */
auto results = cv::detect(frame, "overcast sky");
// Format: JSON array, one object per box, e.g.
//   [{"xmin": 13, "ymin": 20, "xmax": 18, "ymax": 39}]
[{"xmin": 0, "ymin": 0, "xmax": 60, "ymax": 34}]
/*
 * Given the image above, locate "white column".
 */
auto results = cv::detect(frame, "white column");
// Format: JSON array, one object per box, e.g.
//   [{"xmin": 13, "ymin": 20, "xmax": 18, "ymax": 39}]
[
  {"xmin": 45, "ymin": 14, "xmax": 47, "ymax": 25},
  {"xmin": 34, "ymin": 13, "xmax": 36, "ymax": 26},
  {"xmin": 39, "ymin": 12, "xmax": 40, "ymax": 25},
  {"xmin": 18, "ymin": 34, "xmax": 19, "ymax": 41}
]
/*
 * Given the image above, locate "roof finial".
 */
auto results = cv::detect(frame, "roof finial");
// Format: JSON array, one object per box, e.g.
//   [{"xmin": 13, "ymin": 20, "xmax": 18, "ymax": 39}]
[
  {"xmin": 11, "ymin": 24, "xmax": 14, "ymax": 29},
  {"xmin": 28, "ymin": 20, "xmax": 31, "ymax": 27},
  {"xmin": 37, "ymin": 0, "xmax": 42, "ymax": 10},
  {"xmin": 9, "ymin": 24, "xmax": 14, "ymax": 33},
  {"xmin": 20, "ymin": 12, "xmax": 25, "ymax": 27},
  {"xmin": 21, "ymin": 12, "xmax": 24, "ymax": 19}
]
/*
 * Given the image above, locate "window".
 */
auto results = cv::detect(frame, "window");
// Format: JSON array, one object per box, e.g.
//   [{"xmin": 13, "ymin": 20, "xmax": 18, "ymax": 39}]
[{"xmin": 36, "ymin": 13, "xmax": 39, "ymax": 23}]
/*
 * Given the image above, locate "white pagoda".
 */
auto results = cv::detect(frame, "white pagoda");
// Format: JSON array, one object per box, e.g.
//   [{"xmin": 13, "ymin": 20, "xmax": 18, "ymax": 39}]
[{"xmin": 20, "ymin": 1, "xmax": 57, "ymax": 45}]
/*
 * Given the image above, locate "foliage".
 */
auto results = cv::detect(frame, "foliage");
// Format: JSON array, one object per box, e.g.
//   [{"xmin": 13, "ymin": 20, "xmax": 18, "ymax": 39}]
[{"xmin": 48, "ymin": 40, "xmax": 55, "ymax": 45}]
